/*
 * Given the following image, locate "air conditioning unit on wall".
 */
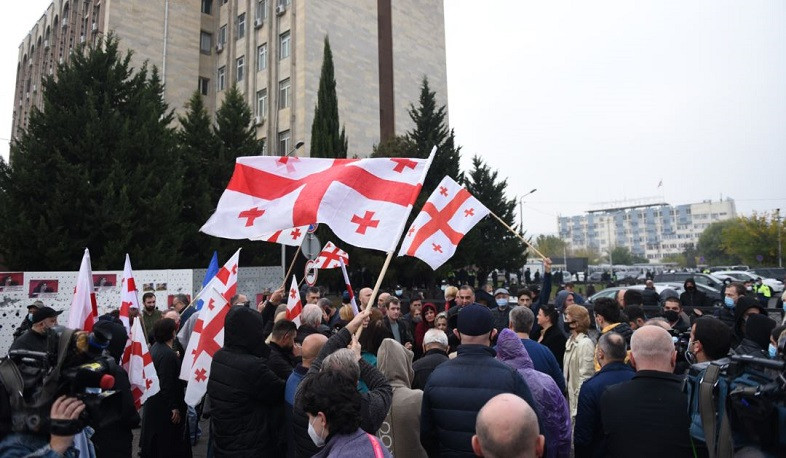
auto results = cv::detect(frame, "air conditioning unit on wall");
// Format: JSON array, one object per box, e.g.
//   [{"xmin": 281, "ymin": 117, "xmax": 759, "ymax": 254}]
[{"xmin": 275, "ymin": 5, "xmax": 286, "ymax": 16}]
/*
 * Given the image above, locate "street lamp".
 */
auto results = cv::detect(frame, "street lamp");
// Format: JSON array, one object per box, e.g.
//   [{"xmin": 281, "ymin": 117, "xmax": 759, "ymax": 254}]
[{"xmin": 518, "ymin": 188, "xmax": 537, "ymax": 235}]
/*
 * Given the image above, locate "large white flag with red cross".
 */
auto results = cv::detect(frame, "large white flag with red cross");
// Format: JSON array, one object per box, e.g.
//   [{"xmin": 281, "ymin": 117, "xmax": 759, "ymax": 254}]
[
  {"xmin": 251, "ymin": 225, "xmax": 310, "ymax": 246},
  {"xmin": 180, "ymin": 249, "xmax": 240, "ymax": 407},
  {"xmin": 121, "ymin": 316, "xmax": 160, "ymax": 409},
  {"xmin": 286, "ymin": 276, "xmax": 303, "ymax": 327},
  {"xmin": 200, "ymin": 154, "xmax": 432, "ymax": 252},
  {"xmin": 118, "ymin": 254, "xmax": 139, "ymax": 334},
  {"xmin": 314, "ymin": 241, "xmax": 349, "ymax": 269},
  {"xmin": 398, "ymin": 176, "xmax": 490, "ymax": 270},
  {"xmin": 67, "ymin": 248, "xmax": 98, "ymax": 331}
]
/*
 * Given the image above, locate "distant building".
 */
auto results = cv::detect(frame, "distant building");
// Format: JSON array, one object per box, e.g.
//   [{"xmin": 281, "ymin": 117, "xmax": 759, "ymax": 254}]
[
  {"xmin": 12, "ymin": 0, "xmax": 448, "ymax": 158},
  {"xmin": 558, "ymin": 199, "xmax": 737, "ymax": 262}
]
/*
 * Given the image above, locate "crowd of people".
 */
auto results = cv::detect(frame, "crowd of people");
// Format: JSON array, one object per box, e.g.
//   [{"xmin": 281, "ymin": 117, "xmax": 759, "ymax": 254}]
[{"xmin": 1, "ymin": 257, "xmax": 785, "ymax": 457}]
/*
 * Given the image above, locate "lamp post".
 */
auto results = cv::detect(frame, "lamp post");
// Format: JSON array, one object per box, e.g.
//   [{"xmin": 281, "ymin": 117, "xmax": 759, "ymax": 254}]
[{"xmin": 518, "ymin": 188, "xmax": 537, "ymax": 235}]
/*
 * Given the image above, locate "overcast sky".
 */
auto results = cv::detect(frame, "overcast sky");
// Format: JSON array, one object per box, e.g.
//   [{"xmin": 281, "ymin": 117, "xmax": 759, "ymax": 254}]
[{"xmin": 2, "ymin": 1, "xmax": 784, "ymax": 236}]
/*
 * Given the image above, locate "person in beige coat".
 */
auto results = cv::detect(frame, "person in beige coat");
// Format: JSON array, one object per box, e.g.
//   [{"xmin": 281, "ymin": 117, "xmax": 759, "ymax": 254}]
[
  {"xmin": 376, "ymin": 338, "xmax": 428, "ymax": 458},
  {"xmin": 563, "ymin": 304, "xmax": 596, "ymax": 421}
]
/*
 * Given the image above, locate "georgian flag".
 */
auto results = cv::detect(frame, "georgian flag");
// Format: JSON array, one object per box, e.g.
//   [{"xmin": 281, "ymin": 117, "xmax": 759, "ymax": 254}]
[
  {"xmin": 251, "ymin": 225, "xmax": 310, "ymax": 246},
  {"xmin": 201, "ymin": 150, "xmax": 434, "ymax": 252},
  {"xmin": 286, "ymin": 276, "xmax": 303, "ymax": 327},
  {"xmin": 180, "ymin": 249, "xmax": 240, "ymax": 407},
  {"xmin": 121, "ymin": 317, "xmax": 160, "ymax": 408},
  {"xmin": 118, "ymin": 254, "xmax": 140, "ymax": 334},
  {"xmin": 314, "ymin": 241, "xmax": 349, "ymax": 269},
  {"xmin": 67, "ymin": 248, "xmax": 98, "ymax": 331},
  {"xmin": 398, "ymin": 176, "xmax": 490, "ymax": 270}
]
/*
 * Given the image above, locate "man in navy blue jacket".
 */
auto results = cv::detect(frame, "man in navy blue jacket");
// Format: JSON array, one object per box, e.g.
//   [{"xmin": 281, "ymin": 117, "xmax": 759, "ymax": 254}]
[
  {"xmin": 420, "ymin": 304, "xmax": 541, "ymax": 457},
  {"xmin": 573, "ymin": 332, "xmax": 634, "ymax": 458}
]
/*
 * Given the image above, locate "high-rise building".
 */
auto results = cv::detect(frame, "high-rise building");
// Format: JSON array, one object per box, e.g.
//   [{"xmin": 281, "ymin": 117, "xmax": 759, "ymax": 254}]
[
  {"xmin": 557, "ymin": 198, "xmax": 737, "ymax": 262},
  {"xmin": 12, "ymin": 0, "xmax": 447, "ymax": 157}
]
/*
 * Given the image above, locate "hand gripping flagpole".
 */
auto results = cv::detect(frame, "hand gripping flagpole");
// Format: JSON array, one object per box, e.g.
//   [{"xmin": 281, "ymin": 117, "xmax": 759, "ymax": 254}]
[
  {"xmin": 358, "ymin": 146, "xmax": 437, "ymax": 339},
  {"xmin": 488, "ymin": 211, "xmax": 548, "ymax": 260}
]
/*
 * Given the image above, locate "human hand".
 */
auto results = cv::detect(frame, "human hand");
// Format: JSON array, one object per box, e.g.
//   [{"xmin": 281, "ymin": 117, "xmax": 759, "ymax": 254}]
[
  {"xmin": 293, "ymin": 342, "xmax": 302, "ymax": 357},
  {"xmin": 347, "ymin": 307, "xmax": 371, "ymax": 334},
  {"xmin": 270, "ymin": 287, "xmax": 284, "ymax": 305},
  {"xmin": 49, "ymin": 396, "xmax": 85, "ymax": 454},
  {"xmin": 404, "ymin": 342, "xmax": 412, "ymax": 351},
  {"xmin": 171, "ymin": 409, "xmax": 181, "ymax": 424},
  {"xmin": 349, "ymin": 334, "xmax": 362, "ymax": 361},
  {"xmin": 543, "ymin": 258, "xmax": 552, "ymax": 273}
]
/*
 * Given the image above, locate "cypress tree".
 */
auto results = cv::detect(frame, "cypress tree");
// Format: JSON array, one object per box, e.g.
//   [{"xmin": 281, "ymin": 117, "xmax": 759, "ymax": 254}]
[{"xmin": 310, "ymin": 36, "xmax": 348, "ymax": 158}]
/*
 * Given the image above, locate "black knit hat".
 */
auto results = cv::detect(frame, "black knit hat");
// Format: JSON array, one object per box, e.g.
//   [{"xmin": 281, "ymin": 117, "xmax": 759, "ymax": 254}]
[{"xmin": 457, "ymin": 303, "xmax": 494, "ymax": 336}]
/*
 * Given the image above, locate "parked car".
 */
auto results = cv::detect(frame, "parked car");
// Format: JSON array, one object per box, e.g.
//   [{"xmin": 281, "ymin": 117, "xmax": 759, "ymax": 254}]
[
  {"xmin": 653, "ymin": 272, "xmax": 724, "ymax": 292},
  {"xmin": 750, "ymin": 268, "xmax": 786, "ymax": 282},
  {"xmin": 588, "ymin": 282, "xmax": 722, "ymax": 308},
  {"xmin": 713, "ymin": 270, "xmax": 784, "ymax": 294}
]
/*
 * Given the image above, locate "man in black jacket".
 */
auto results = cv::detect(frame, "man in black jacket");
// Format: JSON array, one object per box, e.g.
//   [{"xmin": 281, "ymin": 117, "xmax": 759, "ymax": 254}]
[
  {"xmin": 600, "ymin": 325, "xmax": 693, "ymax": 457},
  {"xmin": 208, "ymin": 306, "xmax": 286, "ymax": 457},
  {"xmin": 412, "ymin": 328, "xmax": 449, "ymax": 390},
  {"xmin": 384, "ymin": 296, "xmax": 413, "ymax": 350},
  {"xmin": 268, "ymin": 319, "xmax": 299, "ymax": 380},
  {"xmin": 420, "ymin": 304, "xmax": 541, "ymax": 456}
]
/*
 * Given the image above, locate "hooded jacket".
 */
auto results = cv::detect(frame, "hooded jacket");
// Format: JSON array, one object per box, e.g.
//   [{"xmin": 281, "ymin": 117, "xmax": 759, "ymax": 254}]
[
  {"xmin": 679, "ymin": 279, "xmax": 707, "ymax": 309},
  {"xmin": 376, "ymin": 339, "xmax": 428, "ymax": 458},
  {"xmin": 733, "ymin": 296, "xmax": 765, "ymax": 343},
  {"xmin": 208, "ymin": 306, "xmax": 286, "ymax": 457},
  {"xmin": 734, "ymin": 313, "xmax": 776, "ymax": 358},
  {"xmin": 496, "ymin": 329, "xmax": 572, "ymax": 458}
]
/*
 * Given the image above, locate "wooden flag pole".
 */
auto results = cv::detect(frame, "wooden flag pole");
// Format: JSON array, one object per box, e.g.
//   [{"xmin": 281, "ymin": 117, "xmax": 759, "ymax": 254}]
[
  {"xmin": 488, "ymin": 211, "xmax": 548, "ymax": 260},
  {"xmin": 280, "ymin": 244, "xmax": 303, "ymax": 291},
  {"xmin": 355, "ymin": 249, "xmax": 396, "ymax": 340}
]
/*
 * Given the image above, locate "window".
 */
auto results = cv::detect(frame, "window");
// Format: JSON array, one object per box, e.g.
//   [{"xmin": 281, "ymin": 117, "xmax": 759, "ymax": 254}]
[
  {"xmin": 236, "ymin": 56, "xmax": 245, "ymax": 82},
  {"xmin": 217, "ymin": 66, "xmax": 226, "ymax": 91},
  {"xmin": 201, "ymin": 0, "xmax": 212, "ymax": 14},
  {"xmin": 200, "ymin": 31, "xmax": 212, "ymax": 54},
  {"xmin": 256, "ymin": 0, "xmax": 268, "ymax": 21},
  {"xmin": 278, "ymin": 0, "xmax": 291, "ymax": 6},
  {"xmin": 261, "ymin": 140, "xmax": 268, "ymax": 155},
  {"xmin": 278, "ymin": 130, "xmax": 291, "ymax": 155},
  {"xmin": 257, "ymin": 89, "xmax": 268, "ymax": 118},
  {"xmin": 218, "ymin": 25, "xmax": 227, "ymax": 45},
  {"xmin": 279, "ymin": 31, "xmax": 290, "ymax": 60},
  {"xmin": 257, "ymin": 44, "xmax": 267, "ymax": 71},
  {"xmin": 278, "ymin": 78, "xmax": 290, "ymax": 109},
  {"xmin": 236, "ymin": 13, "xmax": 246, "ymax": 40},
  {"xmin": 199, "ymin": 77, "xmax": 210, "ymax": 95}
]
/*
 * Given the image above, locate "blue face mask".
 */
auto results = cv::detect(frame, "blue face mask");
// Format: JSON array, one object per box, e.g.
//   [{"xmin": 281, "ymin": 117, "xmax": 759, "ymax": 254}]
[
  {"xmin": 769, "ymin": 343, "xmax": 778, "ymax": 359},
  {"xmin": 724, "ymin": 296, "xmax": 734, "ymax": 308},
  {"xmin": 496, "ymin": 298, "xmax": 508, "ymax": 307},
  {"xmin": 27, "ymin": 313, "xmax": 33, "ymax": 322}
]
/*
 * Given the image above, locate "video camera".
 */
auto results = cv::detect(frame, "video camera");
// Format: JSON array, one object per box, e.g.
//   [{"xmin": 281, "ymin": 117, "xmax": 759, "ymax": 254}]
[{"xmin": 2, "ymin": 328, "xmax": 122, "ymax": 436}]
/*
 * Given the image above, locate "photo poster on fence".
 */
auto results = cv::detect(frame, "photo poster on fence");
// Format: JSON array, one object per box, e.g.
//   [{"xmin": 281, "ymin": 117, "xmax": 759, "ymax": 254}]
[{"xmin": 0, "ymin": 269, "xmax": 193, "ymax": 355}]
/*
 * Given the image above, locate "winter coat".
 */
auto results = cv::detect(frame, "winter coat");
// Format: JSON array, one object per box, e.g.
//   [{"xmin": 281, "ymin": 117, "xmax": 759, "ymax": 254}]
[
  {"xmin": 312, "ymin": 428, "xmax": 391, "ymax": 458},
  {"xmin": 376, "ymin": 339, "xmax": 428, "ymax": 458},
  {"xmin": 641, "ymin": 287, "xmax": 660, "ymax": 306},
  {"xmin": 573, "ymin": 362, "xmax": 635, "ymax": 458},
  {"xmin": 679, "ymin": 279, "xmax": 706, "ymax": 310},
  {"xmin": 207, "ymin": 307, "xmax": 286, "ymax": 457},
  {"xmin": 530, "ymin": 271, "xmax": 552, "ymax": 338},
  {"xmin": 411, "ymin": 348, "xmax": 449, "ymax": 390},
  {"xmin": 539, "ymin": 325, "xmax": 567, "ymax": 370},
  {"xmin": 520, "ymin": 338, "xmax": 567, "ymax": 394},
  {"xmin": 489, "ymin": 305, "xmax": 513, "ymax": 335},
  {"xmin": 383, "ymin": 316, "xmax": 414, "ymax": 346},
  {"xmin": 414, "ymin": 304, "xmax": 438, "ymax": 352},
  {"xmin": 496, "ymin": 329, "xmax": 572, "ymax": 458},
  {"xmin": 293, "ymin": 327, "xmax": 393, "ymax": 458},
  {"xmin": 267, "ymin": 341, "xmax": 297, "ymax": 380},
  {"xmin": 733, "ymin": 296, "xmax": 766, "ymax": 342},
  {"xmin": 564, "ymin": 332, "xmax": 595, "ymax": 419},
  {"xmin": 420, "ymin": 344, "xmax": 541, "ymax": 457}
]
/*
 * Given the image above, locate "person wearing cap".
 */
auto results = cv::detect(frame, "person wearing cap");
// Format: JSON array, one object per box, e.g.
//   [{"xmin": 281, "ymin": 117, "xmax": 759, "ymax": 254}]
[
  {"xmin": 420, "ymin": 303, "xmax": 541, "ymax": 456},
  {"xmin": 9, "ymin": 306, "xmax": 62, "ymax": 354},
  {"xmin": 12, "ymin": 301, "xmax": 43, "ymax": 341},
  {"xmin": 490, "ymin": 287, "xmax": 513, "ymax": 335}
]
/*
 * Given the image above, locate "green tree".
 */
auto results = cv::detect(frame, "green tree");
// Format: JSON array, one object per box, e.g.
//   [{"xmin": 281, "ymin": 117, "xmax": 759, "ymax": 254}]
[
  {"xmin": 459, "ymin": 155, "xmax": 527, "ymax": 286},
  {"xmin": 697, "ymin": 220, "xmax": 742, "ymax": 265},
  {"xmin": 310, "ymin": 37, "xmax": 348, "ymax": 158},
  {"xmin": 609, "ymin": 246, "xmax": 634, "ymax": 265},
  {"xmin": 661, "ymin": 253, "xmax": 687, "ymax": 266},
  {"xmin": 371, "ymin": 134, "xmax": 416, "ymax": 158},
  {"xmin": 721, "ymin": 214, "xmax": 781, "ymax": 266},
  {"xmin": 534, "ymin": 235, "xmax": 569, "ymax": 259},
  {"xmin": 0, "ymin": 36, "xmax": 185, "ymax": 270}
]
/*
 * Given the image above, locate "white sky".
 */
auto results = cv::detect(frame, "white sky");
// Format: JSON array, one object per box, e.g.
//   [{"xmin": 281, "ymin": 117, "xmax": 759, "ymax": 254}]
[{"xmin": 2, "ymin": 1, "xmax": 785, "ymax": 236}]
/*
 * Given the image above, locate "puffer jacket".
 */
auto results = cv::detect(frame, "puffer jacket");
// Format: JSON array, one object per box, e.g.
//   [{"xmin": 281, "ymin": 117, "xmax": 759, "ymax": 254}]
[
  {"xmin": 376, "ymin": 339, "xmax": 428, "ymax": 458},
  {"xmin": 564, "ymin": 332, "xmax": 595, "ymax": 419},
  {"xmin": 208, "ymin": 306, "xmax": 286, "ymax": 457},
  {"xmin": 420, "ymin": 344, "xmax": 540, "ymax": 457},
  {"xmin": 496, "ymin": 329, "xmax": 571, "ymax": 458}
]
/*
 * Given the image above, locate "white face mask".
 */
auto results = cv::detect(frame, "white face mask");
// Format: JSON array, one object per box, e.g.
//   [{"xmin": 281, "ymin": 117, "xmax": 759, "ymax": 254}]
[{"xmin": 308, "ymin": 416, "xmax": 326, "ymax": 447}]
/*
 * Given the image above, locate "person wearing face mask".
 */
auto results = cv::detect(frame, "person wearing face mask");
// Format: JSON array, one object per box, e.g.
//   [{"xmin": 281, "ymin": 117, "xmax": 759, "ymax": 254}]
[
  {"xmin": 562, "ymin": 304, "xmax": 596, "ymax": 422},
  {"xmin": 9, "ymin": 306, "xmax": 62, "ymax": 353},
  {"xmin": 300, "ymin": 370, "xmax": 391, "ymax": 457},
  {"xmin": 769, "ymin": 326, "xmax": 785, "ymax": 359},
  {"xmin": 490, "ymin": 288, "xmax": 514, "ymax": 336},
  {"xmin": 661, "ymin": 297, "xmax": 690, "ymax": 333},
  {"xmin": 732, "ymin": 295, "xmax": 766, "ymax": 346},
  {"xmin": 679, "ymin": 278, "xmax": 707, "ymax": 311},
  {"xmin": 12, "ymin": 301, "xmax": 42, "ymax": 341},
  {"xmin": 734, "ymin": 313, "xmax": 776, "ymax": 359}
]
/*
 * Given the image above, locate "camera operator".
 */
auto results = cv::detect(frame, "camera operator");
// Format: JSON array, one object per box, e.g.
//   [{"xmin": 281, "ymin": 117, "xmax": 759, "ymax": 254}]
[
  {"xmin": 9, "ymin": 307, "xmax": 63, "ymax": 354},
  {"xmin": 0, "ymin": 395, "xmax": 85, "ymax": 457}
]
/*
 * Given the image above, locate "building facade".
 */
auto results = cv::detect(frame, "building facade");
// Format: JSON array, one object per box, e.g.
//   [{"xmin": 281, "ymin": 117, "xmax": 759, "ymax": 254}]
[
  {"xmin": 557, "ymin": 199, "xmax": 737, "ymax": 262},
  {"xmin": 12, "ymin": 0, "xmax": 448, "ymax": 158}
]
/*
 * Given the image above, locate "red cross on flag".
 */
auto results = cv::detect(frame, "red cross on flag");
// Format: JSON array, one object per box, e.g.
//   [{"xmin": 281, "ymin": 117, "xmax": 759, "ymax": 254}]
[
  {"xmin": 200, "ymin": 153, "xmax": 432, "ymax": 252},
  {"xmin": 398, "ymin": 176, "xmax": 490, "ymax": 270},
  {"xmin": 67, "ymin": 248, "xmax": 98, "ymax": 331},
  {"xmin": 286, "ymin": 276, "xmax": 303, "ymax": 327},
  {"xmin": 314, "ymin": 241, "xmax": 349, "ymax": 269},
  {"xmin": 118, "ymin": 254, "xmax": 140, "ymax": 334},
  {"xmin": 180, "ymin": 249, "xmax": 241, "ymax": 407},
  {"xmin": 121, "ymin": 314, "xmax": 160, "ymax": 409},
  {"xmin": 251, "ymin": 224, "xmax": 310, "ymax": 246}
]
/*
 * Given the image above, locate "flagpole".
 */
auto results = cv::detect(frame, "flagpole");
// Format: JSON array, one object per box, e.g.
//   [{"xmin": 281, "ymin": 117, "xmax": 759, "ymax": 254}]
[
  {"xmin": 488, "ymin": 211, "xmax": 548, "ymax": 260},
  {"xmin": 359, "ymin": 146, "xmax": 438, "ymax": 339},
  {"xmin": 281, "ymin": 244, "xmax": 303, "ymax": 290}
]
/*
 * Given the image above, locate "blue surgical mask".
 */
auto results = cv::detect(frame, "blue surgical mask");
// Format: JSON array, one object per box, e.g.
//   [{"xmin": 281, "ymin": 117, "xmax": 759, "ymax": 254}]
[
  {"xmin": 496, "ymin": 298, "xmax": 508, "ymax": 307},
  {"xmin": 27, "ymin": 313, "xmax": 33, "ymax": 321},
  {"xmin": 769, "ymin": 343, "xmax": 778, "ymax": 359},
  {"xmin": 724, "ymin": 296, "xmax": 734, "ymax": 308}
]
